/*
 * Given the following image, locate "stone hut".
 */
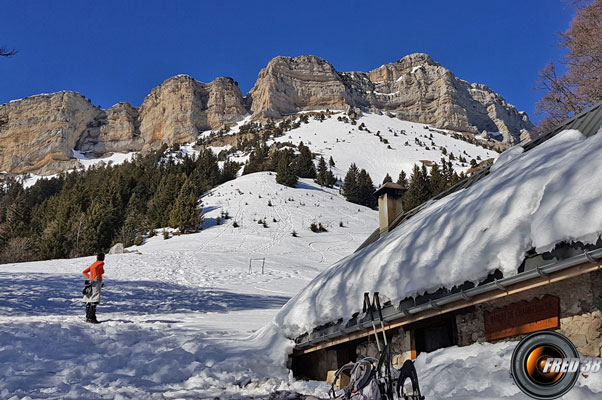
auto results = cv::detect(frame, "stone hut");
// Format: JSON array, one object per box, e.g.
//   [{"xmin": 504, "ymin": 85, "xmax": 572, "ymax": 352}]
[{"xmin": 289, "ymin": 103, "xmax": 602, "ymax": 381}]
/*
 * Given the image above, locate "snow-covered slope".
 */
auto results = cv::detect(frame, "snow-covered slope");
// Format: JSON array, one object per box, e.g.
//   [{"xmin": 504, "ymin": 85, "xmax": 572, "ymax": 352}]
[
  {"xmin": 17, "ymin": 112, "xmax": 498, "ymax": 189},
  {"xmin": 269, "ymin": 112, "xmax": 498, "ymax": 182},
  {"xmin": 275, "ymin": 128, "xmax": 602, "ymax": 338},
  {"xmin": 0, "ymin": 172, "xmax": 376, "ymax": 398},
  {"xmin": 2, "ymin": 144, "xmax": 602, "ymax": 399}
]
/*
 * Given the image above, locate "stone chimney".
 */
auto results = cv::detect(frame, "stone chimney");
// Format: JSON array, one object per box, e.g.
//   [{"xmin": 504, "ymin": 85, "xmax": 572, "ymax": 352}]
[{"xmin": 374, "ymin": 183, "xmax": 406, "ymax": 237}]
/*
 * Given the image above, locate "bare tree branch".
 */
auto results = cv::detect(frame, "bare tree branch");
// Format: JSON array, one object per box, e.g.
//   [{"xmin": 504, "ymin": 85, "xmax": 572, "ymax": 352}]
[
  {"xmin": 537, "ymin": 0, "xmax": 602, "ymax": 128},
  {"xmin": 0, "ymin": 46, "xmax": 17, "ymax": 57}
]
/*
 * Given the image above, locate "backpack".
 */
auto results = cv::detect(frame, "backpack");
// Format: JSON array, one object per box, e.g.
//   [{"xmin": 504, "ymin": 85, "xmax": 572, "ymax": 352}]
[
  {"xmin": 82, "ymin": 280, "xmax": 93, "ymax": 297},
  {"xmin": 330, "ymin": 358, "xmax": 381, "ymax": 400}
]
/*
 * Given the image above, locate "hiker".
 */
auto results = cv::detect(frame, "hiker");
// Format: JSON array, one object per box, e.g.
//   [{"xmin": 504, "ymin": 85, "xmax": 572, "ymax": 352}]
[{"xmin": 82, "ymin": 253, "xmax": 105, "ymax": 323}]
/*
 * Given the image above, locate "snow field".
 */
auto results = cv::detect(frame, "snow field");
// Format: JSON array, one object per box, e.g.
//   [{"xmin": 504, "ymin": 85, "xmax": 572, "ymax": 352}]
[
  {"xmin": 270, "ymin": 112, "xmax": 498, "ymax": 183},
  {"xmin": 0, "ymin": 172, "xmax": 376, "ymax": 398}
]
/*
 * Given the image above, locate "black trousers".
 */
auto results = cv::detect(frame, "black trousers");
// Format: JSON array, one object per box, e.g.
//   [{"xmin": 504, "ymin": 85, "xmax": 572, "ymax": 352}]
[{"xmin": 85, "ymin": 302, "xmax": 98, "ymax": 321}]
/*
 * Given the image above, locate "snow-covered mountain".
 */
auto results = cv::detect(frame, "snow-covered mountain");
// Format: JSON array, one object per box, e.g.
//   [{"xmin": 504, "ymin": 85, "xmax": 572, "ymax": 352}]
[
  {"xmin": 268, "ymin": 111, "xmax": 498, "ymax": 183},
  {"xmin": 21, "ymin": 111, "xmax": 500, "ymax": 189},
  {"xmin": 0, "ymin": 53, "xmax": 531, "ymax": 176},
  {"xmin": 204, "ymin": 110, "xmax": 500, "ymax": 184}
]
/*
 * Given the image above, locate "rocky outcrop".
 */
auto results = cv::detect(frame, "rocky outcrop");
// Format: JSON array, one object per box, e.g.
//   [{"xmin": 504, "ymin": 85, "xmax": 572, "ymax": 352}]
[
  {"xmin": 76, "ymin": 102, "xmax": 142, "ymax": 155},
  {"xmin": 0, "ymin": 91, "xmax": 100, "ymax": 174},
  {"xmin": 248, "ymin": 55, "xmax": 348, "ymax": 118},
  {"xmin": 0, "ymin": 53, "xmax": 533, "ymax": 175},
  {"xmin": 0, "ymin": 76, "xmax": 246, "ymax": 174},
  {"xmin": 249, "ymin": 53, "xmax": 534, "ymax": 144},
  {"xmin": 139, "ymin": 75, "xmax": 246, "ymax": 148}
]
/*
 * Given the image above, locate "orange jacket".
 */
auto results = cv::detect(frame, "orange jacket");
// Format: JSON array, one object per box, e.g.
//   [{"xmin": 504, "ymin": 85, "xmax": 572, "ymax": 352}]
[{"xmin": 83, "ymin": 261, "xmax": 104, "ymax": 281}]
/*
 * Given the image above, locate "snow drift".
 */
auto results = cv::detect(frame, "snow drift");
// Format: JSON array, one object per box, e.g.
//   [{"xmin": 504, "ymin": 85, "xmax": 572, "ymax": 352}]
[{"xmin": 275, "ymin": 127, "xmax": 602, "ymax": 338}]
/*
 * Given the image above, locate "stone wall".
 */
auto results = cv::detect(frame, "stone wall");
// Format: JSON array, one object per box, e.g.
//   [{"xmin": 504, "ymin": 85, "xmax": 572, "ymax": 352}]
[
  {"xmin": 360, "ymin": 270, "xmax": 602, "ymax": 370},
  {"xmin": 356, "ymin": 327, "xmax": 413, "ymax": 369},
  {"xmin": 455, "ymin": 270, "xmax": 602, "ymax": 356},
  {"xmin": 293, "ymin": 270, "xmax": 602, "ymax": 381}
]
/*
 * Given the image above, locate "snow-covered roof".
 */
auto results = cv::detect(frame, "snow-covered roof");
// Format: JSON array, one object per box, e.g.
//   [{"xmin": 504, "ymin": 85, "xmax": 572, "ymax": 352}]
[{"xmin": 275, "ymin": 103, "xmax": 602, "ymax": 339}]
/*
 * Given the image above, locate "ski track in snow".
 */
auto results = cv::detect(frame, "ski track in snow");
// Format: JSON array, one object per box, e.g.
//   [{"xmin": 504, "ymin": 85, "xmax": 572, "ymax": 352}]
[{"xmin": 0, "ymin": 173, "xmax": 375, "ymax": 399}]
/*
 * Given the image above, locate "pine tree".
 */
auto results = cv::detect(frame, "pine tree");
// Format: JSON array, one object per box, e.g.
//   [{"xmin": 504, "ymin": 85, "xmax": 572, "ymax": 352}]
[
  {"xmin": 80, "ymin": 198, "xmax": 119, "ymax": 253},
  {"xmin": 194, "ymin": 149, "xmax": 220, "ymax": 191},
  {"xmin": 357, "ymin": 169, "xmax": 377, "ymax": 209},
  {"xmin": 220, "ymin": 160, "xmax": 241, "ymax": 183},
  {"xmin": 324, "ymin": 169, "xmax": 337, "ymax": 187},
  {"xmin": 342, "ymin": 163, "xmax": 360, "ymax": 204},
  {"xmin": 148, "ymin": 174, "xmax": 184, "ymax": 228},
  {"xmin": 451, "ymin": 171, "xmax": 463, "ymax": 186},
  {"xmin": 329, "ymin": 156, "xmax": 335, "ymax": 167},
  {"xmin": 5, "ymin": 192, "xmax": 29, "ymax": 238},
  {"xmin": 276, "ymin": 151, "xmax": 298, "ymax": 187},
  {"xmin": 397, "ymin": 170, "xmax": 408, "ymax": 188},
  {"xmin": 403, "ymin": 164, "xmax": 432, "ymax": 210},
  {"xmin": 294, "ymin": 142, "xmax": 317, "ymax": 178},
  {"xmin": 444, "ymin": 160, "xmax": 454, "ymax": 185},
  {"xmin": 382, "ymin": 173, "xmax": 393, "ymax": 184},
  {"xmin": 429, "ymin": 163, "xmax": 448, "ymax": 196},
  {"xmin": 169, "ymin": 179, "xmax": 203, "ymax": 232},
  {"xmin": 242, "ymin": 143, "xmax": 269, "ymax": 174},
  {"xmin": 316, "ymin": 156, "xmax": 335, "ymax": 187},
  {"xmin": 316, "ymin": 156, "xmax": 327, "ymax": 180}
]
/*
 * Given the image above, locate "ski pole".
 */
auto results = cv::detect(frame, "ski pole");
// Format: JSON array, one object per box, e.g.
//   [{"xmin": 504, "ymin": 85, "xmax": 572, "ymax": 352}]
[
  {"xmin": 374, "ymin": 292, "xmax": 388, "ymax": 346},
  {"xmin": 363, "ymin": 292, "xmax": 381, "ymax": 352}
]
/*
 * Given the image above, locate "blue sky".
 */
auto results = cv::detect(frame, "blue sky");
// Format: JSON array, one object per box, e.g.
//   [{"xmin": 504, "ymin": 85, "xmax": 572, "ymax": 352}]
[{"xmin": 0, "ymin": 1, "xmax": 574, "ymax": 123}]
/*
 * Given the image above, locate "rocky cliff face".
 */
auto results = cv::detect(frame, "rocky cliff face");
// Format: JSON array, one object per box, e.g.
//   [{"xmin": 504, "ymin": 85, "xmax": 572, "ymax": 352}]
[
  {"xmin": 76, "ymin": 102, "xmax": 142, "ymax": 156},
  {"xmin": 0, "ymin": 76, "xmax": 246, "ymax": 174},
  {"xmin": 249, "ymin": 53, "xmax": 534, "ymax": 143},
  {"xmin": 0, "ymin": 53, "xmax": 533, "ymax": 175},
  {"xmin": 139, "ymin": 75, "xmax": 245, "ymax": 148},
  {"xmin": 0, "ymin": 91, "xmax": 100, "ymax": 174},
  {"xmin": 248, "ymin": 55, "xmax": 348, "ymax": 118}
]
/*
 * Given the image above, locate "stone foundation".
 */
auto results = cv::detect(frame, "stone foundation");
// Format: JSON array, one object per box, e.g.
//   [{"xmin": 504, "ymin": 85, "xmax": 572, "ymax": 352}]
[
  {"xmin": 360, "ymin": 270, "xmax": 602, "ymax": 370},
  {"xmin": 292, "ymin": 270, "xmax": 602, "ymax": 381},
  {"xmin": 356, "ymin": 327, "xmax": 413, "ymax": 368},
  {"xmin": 454, "ymin": 270, "xmax": 602, "ymax": 356}
]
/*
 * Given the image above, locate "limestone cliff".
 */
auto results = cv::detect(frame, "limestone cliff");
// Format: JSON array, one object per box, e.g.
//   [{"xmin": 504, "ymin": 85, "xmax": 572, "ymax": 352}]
[
  {"xmin": 248, "ymin": 55, "xmax": 348, "ymax": 118},
  {"xmin": 139, "ymin": 75, "xmax": 245, "ymax": 148},
  {"xmin": 249, "ymin": 53, "xmax": 534, "ymax": 143},
  {"xmin": 0, "ymin": 53, "xmax": 533, "ymax": 175},
  {"xmin": 76, "ymin": 102, "xmax": 143, "ymax": 155},
  {"xmin": 0, "ymin": 91, "xmax": 100, "ymax": 174},
  {"xmin": 0, "ymin": 76, "xmax": 246, "ymax": 174}
]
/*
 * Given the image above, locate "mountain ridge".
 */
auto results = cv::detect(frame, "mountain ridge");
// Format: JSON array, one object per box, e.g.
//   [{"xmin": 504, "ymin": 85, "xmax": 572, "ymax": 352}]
[{"xmin": 0, "ymin": 53, "xmax": 533, "ymax": 175}]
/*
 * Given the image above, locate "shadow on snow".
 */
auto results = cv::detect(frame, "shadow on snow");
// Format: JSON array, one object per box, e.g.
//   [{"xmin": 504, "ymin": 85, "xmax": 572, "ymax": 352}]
[{"xmin": 0, "ymin": 273, "xmax": 290, "ymax": 317}]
